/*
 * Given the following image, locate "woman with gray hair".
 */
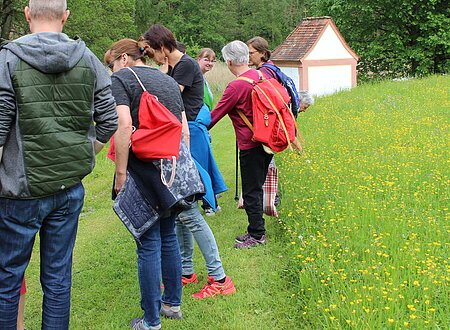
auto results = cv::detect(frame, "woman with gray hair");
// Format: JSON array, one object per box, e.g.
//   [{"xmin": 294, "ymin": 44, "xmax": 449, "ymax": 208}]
[
  {"xmin": 299, "ymin": 90, "xmax": 314, "ymax": 112},
  {"xmin": 209, "ymin": 40, "xmax": 274, "ymax": 249}
]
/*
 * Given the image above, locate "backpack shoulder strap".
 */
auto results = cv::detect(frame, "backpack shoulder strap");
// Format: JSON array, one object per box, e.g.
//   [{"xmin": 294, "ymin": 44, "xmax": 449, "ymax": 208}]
[
  {"xmin": 236, "ymin": 109, "xmax": 253, "ymax": 131},
  {"xmin": 261, "ymin": 63, "xmax": 277, "ymax": 72},
  {"xmin": 126, "ymin": 67, "xmax": 147, "ymax": 92},
  {"xmin": 236, "ymin": 76, "xmax": 255, "ymax": 84},
  {"xmin": 236, "ymin": 69, "xmax": 265, "ymax": 84}
]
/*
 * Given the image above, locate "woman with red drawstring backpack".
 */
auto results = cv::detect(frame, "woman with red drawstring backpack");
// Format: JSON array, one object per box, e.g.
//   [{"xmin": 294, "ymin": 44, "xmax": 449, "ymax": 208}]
[{"xmin": 105, "ymin": 38, "xmax": 205, "ymax": 330}]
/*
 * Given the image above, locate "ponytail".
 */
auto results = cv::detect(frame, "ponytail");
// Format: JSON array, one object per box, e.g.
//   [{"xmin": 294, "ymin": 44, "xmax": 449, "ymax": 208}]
[{"xmin": 104, "ymin": 38, "xmax": 154, "ymax": 66}]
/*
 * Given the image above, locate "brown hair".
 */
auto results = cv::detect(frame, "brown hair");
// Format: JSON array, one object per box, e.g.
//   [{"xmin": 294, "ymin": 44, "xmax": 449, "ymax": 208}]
[
  {"xmin": 143, "ymin": 24, "xmax": 177, "ymax": 52},
  {"xmin": 103, "ymin": 38, "xmax": 153, "ymax": 66},
  {"xmin": 197, "ymin": 48, "xmax": 216, "ymax": 61},
  {"xmin": 246, "ymin": 36, "xmax": 271, "ymax": 62},
  {"xmin": 176, "ymin": 41, "xmax": 186, "ymax": 54}
]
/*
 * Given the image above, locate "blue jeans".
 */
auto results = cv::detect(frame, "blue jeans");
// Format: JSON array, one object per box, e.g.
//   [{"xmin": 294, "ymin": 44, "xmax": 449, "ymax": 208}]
[
  {"xmin": 137, "ymin": 212, "xmax": 182, "ymax": 327},
  {"xmin": 0, "ymin": 183, "xmax": 84, "ymax": 330},
  {"xmin": 176, "ymin": 201, "xmax": 225, "ymax": 280}
]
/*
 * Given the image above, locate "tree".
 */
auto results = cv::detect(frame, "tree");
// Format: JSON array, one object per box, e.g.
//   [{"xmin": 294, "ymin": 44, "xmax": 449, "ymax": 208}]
[
  {"xmin": 64, "ymin": 0, "xmax": 136, "ymax": 58},
  {"xmin": 0, "ymin": 0, "xmax": 27, "ymax": 39},
  {"xmin": 135, "ymin": 0, "xmax": 307, "ymax": 58},
  {"xmin": 307, "ymin": 0, "xmax": 450, "ymax": 78},
  {"xmin": 0, "ymin": 0, "xmax": 14, "ymax": 39}
]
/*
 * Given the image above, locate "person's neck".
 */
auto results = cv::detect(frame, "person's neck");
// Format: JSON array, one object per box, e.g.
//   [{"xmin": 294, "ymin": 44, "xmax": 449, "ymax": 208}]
[
  {"xmin": 257, "ymin": 61, "xmax": 266, "ymax": 68},
  {"xmin": 233, "ymin": 65, "xmax": 251, "ymax": 77},
  {"xmin": 133, "ymin": 59, "xmax": 148, "ymax": 67},
  {"xmin": 30, "ymin": 22, "xmax": 63, "ymax": 33},
  {"xmin": 167, "ymin": 50, "xmax": 184, "ymax": 67}
]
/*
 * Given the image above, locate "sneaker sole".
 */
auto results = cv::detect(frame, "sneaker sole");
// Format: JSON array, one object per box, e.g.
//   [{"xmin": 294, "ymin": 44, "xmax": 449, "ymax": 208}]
[
  {"xmin": 234, "ymin": 241, "xmax": 266, "ymax": 249},
  {"xmin": 160, "ymin": 310, "xmax": 183, "ymax": 320},
  {"xmin": 192, "ymin": 287, "xmax": 237, "ymax": 299},
  {"xmin": 235, "ymin": 236, "xmax": 249, "ymax": 243}
]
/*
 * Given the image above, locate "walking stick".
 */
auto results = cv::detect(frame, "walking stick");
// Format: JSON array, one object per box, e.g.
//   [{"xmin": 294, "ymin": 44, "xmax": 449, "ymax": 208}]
[{"xmin": 234, "ymin": 141, "xmax": 239, "ymax": 201}]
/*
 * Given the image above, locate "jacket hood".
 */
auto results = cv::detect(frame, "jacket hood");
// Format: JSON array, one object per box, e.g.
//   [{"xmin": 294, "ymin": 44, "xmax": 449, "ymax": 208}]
[{"xmin": 4, "ymin": 32, "xmax": 86, "ymax": 74}]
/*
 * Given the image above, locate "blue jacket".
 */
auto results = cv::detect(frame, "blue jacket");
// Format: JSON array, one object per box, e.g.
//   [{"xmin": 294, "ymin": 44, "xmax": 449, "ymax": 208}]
[{"xmin": 189, "ymin": 105, "xmax": 227, "ymax": 210}]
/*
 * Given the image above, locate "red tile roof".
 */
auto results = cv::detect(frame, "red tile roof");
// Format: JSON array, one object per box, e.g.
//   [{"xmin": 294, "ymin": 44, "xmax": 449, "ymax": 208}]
[{"xmin": 271, "ymin": 16, "xmax": 358, "ymax": 62}]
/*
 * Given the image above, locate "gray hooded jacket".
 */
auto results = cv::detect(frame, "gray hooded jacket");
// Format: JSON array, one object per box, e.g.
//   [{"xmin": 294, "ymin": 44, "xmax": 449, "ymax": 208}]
[{"xmin": 0, "ymin": 32, "xmax": 118, "ymax": 198}]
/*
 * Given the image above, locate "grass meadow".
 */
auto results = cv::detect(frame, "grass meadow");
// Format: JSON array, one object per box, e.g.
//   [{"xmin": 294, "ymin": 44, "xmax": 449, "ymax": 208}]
[
  {"xmin": 278, "ymin": 74, "xmax": 449, "ymax": 328},
  {"xmin": 22, "ymin": 68, "xmax": 448, "ymax": 329}
]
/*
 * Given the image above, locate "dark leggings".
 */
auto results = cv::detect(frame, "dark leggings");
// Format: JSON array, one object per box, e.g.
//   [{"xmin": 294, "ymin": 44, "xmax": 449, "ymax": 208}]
[{"xmin": 239, "ymin": 146, "xmax": 273, "ymax": 239}]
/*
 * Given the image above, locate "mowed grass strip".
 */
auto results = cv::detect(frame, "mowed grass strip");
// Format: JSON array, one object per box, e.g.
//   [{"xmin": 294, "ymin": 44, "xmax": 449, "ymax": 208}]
[{"xmin": 23, "ymin": 79, "xmax": 296, "ymax": 328}]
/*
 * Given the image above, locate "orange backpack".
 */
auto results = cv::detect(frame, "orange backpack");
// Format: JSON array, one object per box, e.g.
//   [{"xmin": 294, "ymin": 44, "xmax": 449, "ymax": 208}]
[{"xmin": 236, "ymin": 71, "xmax": 297, "ymax": 153}]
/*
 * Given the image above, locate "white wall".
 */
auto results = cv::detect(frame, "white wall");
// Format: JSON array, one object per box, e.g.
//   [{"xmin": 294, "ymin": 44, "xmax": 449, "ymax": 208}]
[
  {"xmin": 308, "ymin": 65, "xmax": 352, "ymax": 96},
  {"xmin": 278, "ymin": 66, "xmax": 300, "ymax": 92},
  {"xmin": 305, "ymin": 25, "xmax": 353, "ymax": 60}
]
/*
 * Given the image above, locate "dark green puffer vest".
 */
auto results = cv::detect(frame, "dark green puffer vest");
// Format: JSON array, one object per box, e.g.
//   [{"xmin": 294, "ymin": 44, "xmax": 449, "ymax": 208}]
[{"xmin": 12, "ymin": 59, "xmax": 95, "ymax": 197}]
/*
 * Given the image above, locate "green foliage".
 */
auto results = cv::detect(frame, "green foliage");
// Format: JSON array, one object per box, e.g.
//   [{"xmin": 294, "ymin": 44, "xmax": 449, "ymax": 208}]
[
  {"xmin": 0, "ymin": 0, "xmax": 27, "ymax": 38},
  {"xmin": 0, "ymin": 1, "xmax": 447, "ymax": 85},
  {"xmin": 135, "ymin": 0, "xmax": 306, "ymax": 58},
  {"xmin": 64, "ymin": 0, "xmax": 137, "ymax": 58},
  {"xmin": 307, "ymin": 0, "xmax": 450, "ymax": 79}
]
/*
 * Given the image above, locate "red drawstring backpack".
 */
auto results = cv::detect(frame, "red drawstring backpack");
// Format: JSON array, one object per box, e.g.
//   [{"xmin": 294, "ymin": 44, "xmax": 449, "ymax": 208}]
[
  {"xmin": 236, "ymin": 70, "xmax": 297, "ymax": 153},
  {"xmin": 108, "ymin": 67, "xmax": 182, "ymax": 186}
]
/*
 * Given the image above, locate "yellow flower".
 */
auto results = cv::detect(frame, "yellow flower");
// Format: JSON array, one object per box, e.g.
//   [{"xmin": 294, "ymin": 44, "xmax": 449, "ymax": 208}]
[{"xmin": 388, "ymin": 318, "xmax": 395, "ymax": 323}]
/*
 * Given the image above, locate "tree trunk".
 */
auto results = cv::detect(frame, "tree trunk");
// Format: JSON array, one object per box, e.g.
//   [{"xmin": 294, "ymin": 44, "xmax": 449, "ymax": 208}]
[{"xmin": 1, "ymin": 0, "xmax": 14, "ymax": 39}]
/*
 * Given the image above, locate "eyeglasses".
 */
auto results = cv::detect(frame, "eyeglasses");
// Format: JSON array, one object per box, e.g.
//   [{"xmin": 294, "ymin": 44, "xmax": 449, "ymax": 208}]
[
  {"xmin": 107, "ymin": 61, "xmax": 115, "ymax": 70},
  {"xmin": 202, "ymin": 57, "xmax": 216, "ymax": 63},
  {"xmin": 107, "ymin": 53, "xmax": 126, "ymax": 70}
]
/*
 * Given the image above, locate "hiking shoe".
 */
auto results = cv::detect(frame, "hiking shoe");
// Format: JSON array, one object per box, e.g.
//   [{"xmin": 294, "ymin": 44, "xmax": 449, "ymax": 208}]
[
  {"xmin": 234, "ymin": 234, "xmax": 266, "ymax": 249},
  {"xmin": 235, "ymin": 233, "xmax": 250, "ymax": 243},
  {"xmin": 160, "ymin": 303, "xmax": 182, "ymax": 319},
  {"xmin": 192, "ymin": 276, "xmax": 236, "ymax": 299},
  {"xmin": 182, "ymin": 273, "xmax": 198, "ymax": 286},
  {"xmin": 204, "ymin": 207, "xmax": 216, "ymax": 216},
  {"xmin": 130, "ymin": 317, "xmax": 161, "ymax": 330}
]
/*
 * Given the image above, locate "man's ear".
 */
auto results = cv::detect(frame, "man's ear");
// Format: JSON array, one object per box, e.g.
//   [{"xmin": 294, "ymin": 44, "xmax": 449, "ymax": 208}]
[
  {"xmin": 62, "ymin": 9, "xmax": 70, "ymax": 25},
  {"xmin": 24, "ymin": 6, "xmax": 32, "ymax": 23}
]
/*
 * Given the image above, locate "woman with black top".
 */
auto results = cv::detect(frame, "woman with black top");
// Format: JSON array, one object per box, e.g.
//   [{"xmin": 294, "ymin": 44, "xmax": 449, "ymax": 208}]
[{"xmin": 143, "ymin": 25, "xmax": 235, "ymax": 299}]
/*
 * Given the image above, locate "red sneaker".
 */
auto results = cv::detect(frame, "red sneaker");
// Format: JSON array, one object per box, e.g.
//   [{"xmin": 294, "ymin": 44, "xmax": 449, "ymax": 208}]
[
  {"xmin": 182, "ymin": 273, "xmax": 198, "ymax": 286},
  {"xmin": 192, "ymin": 276, "xmax": 236, "ymax": 299}
]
